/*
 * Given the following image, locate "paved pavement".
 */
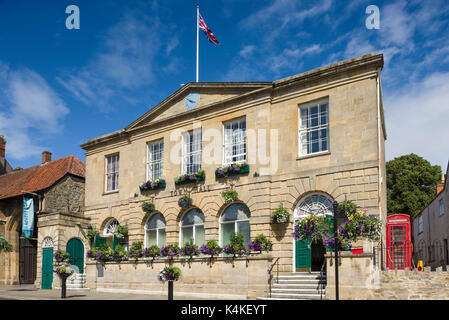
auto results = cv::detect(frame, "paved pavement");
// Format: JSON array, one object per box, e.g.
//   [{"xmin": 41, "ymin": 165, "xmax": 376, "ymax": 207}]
[{"xmin": 0, "ymin": 284, "xmax": 206, "ymax": 300}]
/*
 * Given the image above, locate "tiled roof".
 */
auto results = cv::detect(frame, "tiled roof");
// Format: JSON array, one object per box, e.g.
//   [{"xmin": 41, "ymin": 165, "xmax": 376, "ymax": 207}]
[{"xmin": 0, "ymin": 155, "xmax": 85, "ymax": 200}]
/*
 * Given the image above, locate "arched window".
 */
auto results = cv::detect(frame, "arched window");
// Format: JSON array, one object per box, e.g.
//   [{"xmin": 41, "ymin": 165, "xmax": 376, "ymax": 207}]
[
  {"xmin": 294, "ymin": 193, "xmax": 334, "ymax": 218},
  {"xmin": 42, "ymin": 237, "xmax": 54, "ymax": 248},
  {"xmin": 220, "ymin": 203, "xmax": 250, "ymax": 249},
  {"xmin": 145, "ymin": 213, "xmax": 166, "ymax": 248},
  {"xmin": 180, "ymin": 208, "xmax": 205, "ymax": 246},
  {"xmin": 103, "ymin": 218, "xmax": 119, "ymax": 237}
]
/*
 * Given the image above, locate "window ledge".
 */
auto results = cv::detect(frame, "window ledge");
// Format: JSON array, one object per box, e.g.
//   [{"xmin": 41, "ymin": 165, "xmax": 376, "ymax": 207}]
[
  {"xmin": 103, "ymin": 190, "xmax": 119, "ymax": 196},
  {"xmin": 296, "ymin": 151, "xmax": 330, "ymax": 161}
]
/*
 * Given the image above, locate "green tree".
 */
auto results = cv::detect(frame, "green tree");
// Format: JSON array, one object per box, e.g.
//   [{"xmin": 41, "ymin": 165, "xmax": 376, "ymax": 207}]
[{"xmin": 386, "ymin": 153, "xmax": 442, "ymax": 217}]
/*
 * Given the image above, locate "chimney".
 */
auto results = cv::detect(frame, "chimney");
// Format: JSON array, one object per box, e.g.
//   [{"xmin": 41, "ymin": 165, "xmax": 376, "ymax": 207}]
[
  {"xmin": 436, "ymin": 174, "xmax": 445, "ymax": 195},
  {"xmin": 42, "ymin": 151, "xmax": 52, "ymax": 164},
  {"xmin": 0, "ymin": 135, "xmax": 5, "ymax": 159}
]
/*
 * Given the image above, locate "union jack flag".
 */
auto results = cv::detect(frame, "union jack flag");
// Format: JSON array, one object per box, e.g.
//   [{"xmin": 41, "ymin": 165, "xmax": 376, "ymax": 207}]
[{"xmin": 198, "ymin": 12, "xmax": 220, "ymax": 45}]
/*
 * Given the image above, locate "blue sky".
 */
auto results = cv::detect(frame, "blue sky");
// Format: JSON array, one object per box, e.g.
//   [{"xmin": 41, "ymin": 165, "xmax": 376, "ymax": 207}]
[{"xmin": 1, "ymin": 0, "xmax": 449, "ymax": 171}]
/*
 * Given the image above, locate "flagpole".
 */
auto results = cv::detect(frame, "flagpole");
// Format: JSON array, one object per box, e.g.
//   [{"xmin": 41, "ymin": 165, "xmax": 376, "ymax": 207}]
[{"xmin": 196, "ymin": 5, "xmax": 199, "ymax": 82}]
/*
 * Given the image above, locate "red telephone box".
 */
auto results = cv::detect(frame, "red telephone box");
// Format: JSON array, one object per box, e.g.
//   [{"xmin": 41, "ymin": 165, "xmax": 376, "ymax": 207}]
[{"xmin": 386, "ymin": 214, "xmax": 412, "ymax": 270}]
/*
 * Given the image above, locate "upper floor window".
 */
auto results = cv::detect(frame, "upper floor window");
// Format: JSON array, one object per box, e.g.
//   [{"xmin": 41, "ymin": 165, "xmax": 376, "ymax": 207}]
[
  {"xmin": 298, "ymin": 98, "xmax": 329, "ymax": 157},
  {"xmin": 182, "ymin": 129, "xmax": 202, "ymax": 174},
  {"xmin": 223, "ymin": 117, "xmax": 246, "ymax": 165},
  {"xmin": 147, "ymin": 140, "xmax": 164, "ymax": 181},
  {"xmin": 418, "ymin": 215, "xmax": 423, "ymax": 233},
  {"xmin": 105, "ymin": 154, "xmax": 119, "ymax": 192},
  {"xmin": 440, "ymin": 199, "xmax": 445, "ymax": 215}
]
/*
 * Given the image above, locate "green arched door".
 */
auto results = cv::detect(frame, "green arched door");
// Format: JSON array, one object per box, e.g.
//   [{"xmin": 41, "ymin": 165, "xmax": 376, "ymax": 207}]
[{"xmin": 66, "ymin": 238, "xmax": 84, "ymax": 274}]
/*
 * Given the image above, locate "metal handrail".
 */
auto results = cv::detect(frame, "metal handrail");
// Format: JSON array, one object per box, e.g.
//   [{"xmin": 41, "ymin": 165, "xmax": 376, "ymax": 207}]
[
  {"xmin": 318, "ymin": 259, "xmax": 326, "ymax": 300},
  {"xmin": 268, "ymin": 257, "xmax": 280, "ymax": 298}
]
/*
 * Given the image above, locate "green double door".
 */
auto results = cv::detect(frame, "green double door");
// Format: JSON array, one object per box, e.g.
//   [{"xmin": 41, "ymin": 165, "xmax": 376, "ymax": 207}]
[
  {"xmin": 66, "ymin": 238, "xmax": 84, "ymax": 274},
  {"xmin": 41, "ymin": 247, "xmax": 53, "ymax": 289},
  {"xmin": 295, "ymin": 215, "xmax": 334, "ymax": 271}
]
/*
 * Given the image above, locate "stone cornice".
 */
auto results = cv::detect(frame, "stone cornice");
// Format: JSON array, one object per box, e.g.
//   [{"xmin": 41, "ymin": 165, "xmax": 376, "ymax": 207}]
[{"xmin": 80, "ymin": 53, "xmax": 384, "ymax": 152}]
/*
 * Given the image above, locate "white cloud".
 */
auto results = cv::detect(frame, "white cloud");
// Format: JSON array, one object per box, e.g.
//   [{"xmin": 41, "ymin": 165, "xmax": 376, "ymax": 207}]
[
  {"xmin": 0, "ymin": 65, "xmax": 69, "ymax": 161},
  {"xmin": 385, "ymin": 71, "xmax": 449, "ymax": 169},
  {"xmin": 57, "ymin": 12, "xmax": 173, "ymax": 111}
]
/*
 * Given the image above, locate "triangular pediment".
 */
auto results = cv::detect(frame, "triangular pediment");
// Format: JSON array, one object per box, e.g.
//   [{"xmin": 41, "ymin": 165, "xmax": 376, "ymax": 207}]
[{"xmin": 126, "ymin": 82, "xmax": 271, "ymax": 131}]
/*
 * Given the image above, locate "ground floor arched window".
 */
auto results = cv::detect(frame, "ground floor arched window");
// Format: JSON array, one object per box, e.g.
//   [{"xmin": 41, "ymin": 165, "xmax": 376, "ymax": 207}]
[
  {"xmin": 220, "ymin": 203, "xmax": 250, "ymax": 249},
  {"xmin": 145, "ymin": 213, "xmax": 166, "ymax": 248},
  {"xmin": 180, "ymin": 208, "xmax": 205, "ymax": 246}
]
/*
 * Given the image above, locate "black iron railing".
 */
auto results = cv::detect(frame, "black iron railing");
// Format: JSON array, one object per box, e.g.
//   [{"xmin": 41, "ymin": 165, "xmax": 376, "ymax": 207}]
[{"xmin": 268, "ymin": 257, "xmax": 280, "ymax": 298}]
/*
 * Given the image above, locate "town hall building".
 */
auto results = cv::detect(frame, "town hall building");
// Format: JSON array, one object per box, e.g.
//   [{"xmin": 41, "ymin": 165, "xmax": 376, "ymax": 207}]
[{"xmin": 79, "ymin": 53, "xmax": 387, "ymax": 299}]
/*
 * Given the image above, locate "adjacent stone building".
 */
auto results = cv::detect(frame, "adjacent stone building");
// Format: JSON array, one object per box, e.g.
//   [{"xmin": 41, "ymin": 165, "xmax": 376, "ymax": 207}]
[
  {"xmin": 412, "ymin": 163, "xmax": 449, "ymax": 270},
  {"xmin": 80, "ymin": 53, "xmax": 387, "ymax": 299},
  {"xmin": 0, "ymin": 149, "xmax": 87, "ymax": 288}
]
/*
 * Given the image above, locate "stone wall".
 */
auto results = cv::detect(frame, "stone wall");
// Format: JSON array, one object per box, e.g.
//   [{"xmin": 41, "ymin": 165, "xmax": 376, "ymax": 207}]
[
  {"xmin": 43, "ymin": 175, "xmax": 85, "ymax": 215},
  {"xmin": 35, "ymin": 212, "xmax": 90, "ymax": 289},
  {"xmin": 369, "ymin": 267, "xmax": 449, "ymax": 300},
  {"xmin": 85, "ymin": 254, "xmax": 272, "ymax": 299}
]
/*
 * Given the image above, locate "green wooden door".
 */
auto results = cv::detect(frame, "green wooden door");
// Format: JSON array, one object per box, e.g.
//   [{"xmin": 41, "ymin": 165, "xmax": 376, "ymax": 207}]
[
  {"xmin": 295, "ymin": 238, "xmax": 311, "ymax": 271},
  {"xmin": 41, "ymin": 247, "xmax": 53, "ymax": 289},
  {"xmin": 326, "ymin": 214, "xmax": 335, "ymax": 252},
  {"xmin": 66, "ymin": 238, "xmax": 84, "ymax": 274}
]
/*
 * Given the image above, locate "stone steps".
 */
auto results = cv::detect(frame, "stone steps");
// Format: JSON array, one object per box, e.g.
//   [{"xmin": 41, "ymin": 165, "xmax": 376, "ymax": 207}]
[{"xmin": 259, "ymin": 272, "xmax": 326, "ymax": 300}]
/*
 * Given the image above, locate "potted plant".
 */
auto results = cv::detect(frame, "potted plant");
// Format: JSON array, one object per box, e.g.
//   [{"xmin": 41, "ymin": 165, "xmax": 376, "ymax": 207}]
[
  {"xmin": 248, "ymin": 234, "xmax": 273, "ymax": 253},
  {"xmin": 180, "ymin": 240, "xmax": 199, "ymax": 258},
  {"xmin": 142, "ymin": 201, "xmax": 155, "ymax": 213},
  {"xmin": 178, "ymin": 194, "xmax": 193, "ymax": 209},
  {"xmin": 115, "ymin": 225, "xmax": 128, "ymax": 239},
  {"xmin": 221, "ymin": 190, "xmax": 238, "ymax": 203},
  {"xmin": 128, "ymin": 241, "xmax": 143, "ymax": 260},
  {"xmin": 199, "ymin": 240, "xmax": 222, "ymax": 258},
  {"xmin": 271, "ymin": 204, "xmax": 290, "ymax": 224},
  {"xmin": 160, "ymin": 243, "xmax": 179, "ymax": 259},
  {"xmin": 292, "ymin": 214, "xmax": 329, "ymax": 243},
  {"xmin": 112, "ymin": 244, "xmax": 128, "ymax": 262},
  {"xmin": 54, "ymin": 250, "xmax": 70, "ymax": 263},
  {"xmin": 158, "ymin": 265, "xmax": 181, "ymax": 300},
  {"xmin": 139, "ymin": 178, "xmax": 166, "ymax": 191},
  {"xmin": 215, "ymin": 162, "xmax": 250, "ymax": 178},
  {"xmin": 143, "ymin": 245, "xmax": 160, "ymax": 259},
  {"xmin": 223, "ymin": 232, "xmax": 247, "ymax": 258}
]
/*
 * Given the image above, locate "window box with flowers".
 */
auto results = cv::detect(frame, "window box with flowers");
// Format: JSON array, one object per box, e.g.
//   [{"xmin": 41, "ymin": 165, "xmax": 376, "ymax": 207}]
[
  {"xmin": 175, "ymin": 170, "xmax": 205, "ymax": 185},
  {"xmin": 215, "ymin": 162, "xmax": 249, "ymax": 179},
  {"xmin": 179, "ymin": 240, "xmax": 199, "ymax": 258},
  {"xmin": 160, "ymin": 243, "xmax": 179, "ymax": 259},
  {"xmin": 222, "ymin": 232, "xmax": 247, "ymax": 258},
  {"xmin": 139, "ymin": 178, "xmax": 166, "ymax": 192}
]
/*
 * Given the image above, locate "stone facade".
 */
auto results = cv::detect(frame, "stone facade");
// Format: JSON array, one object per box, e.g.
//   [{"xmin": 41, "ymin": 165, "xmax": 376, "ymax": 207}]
[
  {"xmin": 412, "ymin": 163, "xmax": 449, "ymax": 270},
  {"xmin": 80, "ymin": 54, "xmax": 387, "ymax": 296},
  {"xmin": 85, "ymin": 254, "xmax": 272, "ymax": 299},
  {"xmin": 0, "ymin": 173, "xmax": 86, "ymax": 286}
]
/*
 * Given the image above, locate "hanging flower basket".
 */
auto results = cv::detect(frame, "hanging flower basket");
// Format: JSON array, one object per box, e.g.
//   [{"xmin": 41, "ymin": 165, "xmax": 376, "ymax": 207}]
[
  {"xmin": 140, "ymin": 178, "xmax": 166, "ymax": 192},
  {"xmin": 54, "ymin": 250, "xmax": 70, "ymax": 264},
  {"xmin": 158, "ymin": 265, "xmax": 181, "ymax": 282},
  {"xmin": 175, "ymin": 170, "xmax": 205, "ymax": 185},
  {"xmin": 221, "ymin": 190, "xmax": 238, "ymax": 203},
  {"xmin": 271, "ymin": 204, "xmax": 290, "ymax": 224},
  {"xmin": 178, "ymin": 195, "xmax": 193, "ymax": 209},
  {"xmin": 292, "ymin": 215, "xmax": 329, "ymax": 243},
  {"xmin": 142, "ymin": 201, "xmax": 155, "ymax": 213},
  {"xmin": 215, "ymin": 162, "xmax": 249, "ymax": 179}
]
